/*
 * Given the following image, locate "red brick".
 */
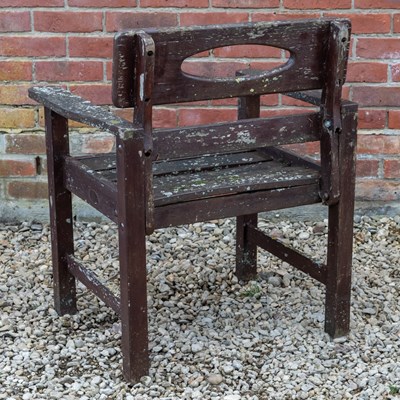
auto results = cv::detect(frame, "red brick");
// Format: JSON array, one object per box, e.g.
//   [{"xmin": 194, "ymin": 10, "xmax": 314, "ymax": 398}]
[
  {"xmin": 355, "ymin": 0, "xmax": 400, "ymax": 8},
  {"xmin": 68, "ymin": 0, "xmax": 136, "ymax": 6},
  {"xmin": 153, "ymin": 108, "xmax": 177, "ymax": 128},
  {"xmin": 212, "ymin": 0, "xmax": 279, "ymax": 7},
  {"xmin": 0, "ymin": 157, "xmax": 36, "ymax": 177},
  {"xmin": 252, "ymin": 12, "xmax": 320, "ymax": 22},
  {"xmin": 346, "ymin": 62, "xmax": 387, "ymax": 83},
  {"xmin": 0, "ymin": 85, "xmax": 35, "ymax": 105},
  {"xmin": 356, "ymin": 180, "xmax": 399, "ymax": 201},
  {"xmin": 36, "ymin": 61, "xmax": 103, "ymax": 82},
  {"xmin": 249, "ymin": 61, "xmax": 291, "ymax": 72},
  {"xmin": 2, "ymin": 109, "xmax": 35, "ymax": 129},
  {"xmin": 34, "ymin": 11, "xmax": 102, "ymax": 33},
  {"xmin": 391, "ymin": 63, "xmax": 400, "ymax": 82},
  {"xmin": 384, "ymin": 160, "xmax": 400, "ymax": 179},
  {"xmin": 356, "ymin": 159, "xmax": 379, "ymax": 178},
  {"xmin": 388, "ymin": 110, "xmax": 400, "ymax": 129},
  {"xmin": 7, "ymin": 181, "xmax": 48, "ymax": 200},
  {"xmin": 213, "ymin": 44, "xmax": 281, "ymax": 58},
  {"xmin": 324, "ymin": 13, "xmax": 391, "ymax": 34},
  {"xmin": 260, "ymin": 94, "xmax": 280, "ymax": 107},
  {"xmin": 182, "ymin": 60, "xmax": 249, "ymax": 78},
  {"xmin": 357, "ymin": 134, "xmax": 400, "ymax": 155},
  {"xmin": 282, "ymin": 142, "xmax": 320, "ymax": 156},
  {"xmin": 69, "ymin": 37, "xmax": 113, "ymax": 58},
  {"xmin": 358, "ymin": 109, "xmax": 386, "ymax": 130},
  {"xmin": 260, "ymin": 108, "xmax": 314, "ymax": 118},
  {"xmin": 284, "ymin": 0, "xmax": 351, "ymax": 9},
  {"xmin": 0, "ymin": 61, "xmax": 32, "ymax": 81},
  {"xmin": 0, "ymin": 11, "xmax": 30, "ymax": 32},
  {"xmin": 179, "ymin": 108, "xmax": 237, "ymax": 126},
  {"xmin": 353, "ymin": 87, "xmax": 400, "ymax": 107},
  {"xmin": 395, "ymin": 14, "xmax": 400, "ymax": 33},
  {"xmin": 106, "ymin": 12, "xmax": 177, "ymax": 32},
  {"xmin": 81, "ymin": 135, "xmax": 115, "ymax": 154},
  {"xmin": 6, "ymin": 134, "xmax": 46, "ymax": 155},
  {"xmin": 0, "ymin": 0, "xmax": 62, "ymax": 6},
  {"xmin": 357, "ymin": 39, "xmax": 400, "ymax": 60},
  {"xmin": 70, "ymin": 84, "xmax": 112, "ymax": 105},
  {"xmin": 141, "ymin": 0, "xmax": 207, "ymax": 6},
  {"xmin": 180, "ymin": 12, "xmax": 248, "ymax": 26},
  {"xmin": 0, "ymin": 36, "xmax": 65, "ymax": 57}
]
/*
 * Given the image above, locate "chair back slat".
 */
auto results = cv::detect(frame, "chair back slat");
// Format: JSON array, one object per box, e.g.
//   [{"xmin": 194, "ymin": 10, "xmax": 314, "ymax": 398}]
[
  {"xmin": 113, "ymin": 19, "xmax": 347, "ymax": 107},
  {"xmin": 152, "ymin": 112, "xmax": 322, "ymax": 160}
]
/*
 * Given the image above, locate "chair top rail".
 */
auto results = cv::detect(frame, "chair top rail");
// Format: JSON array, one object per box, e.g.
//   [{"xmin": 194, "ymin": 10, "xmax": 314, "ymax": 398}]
[{"xmin": 113, "ymin": 18, "xmax": 350, "ymax": 107}]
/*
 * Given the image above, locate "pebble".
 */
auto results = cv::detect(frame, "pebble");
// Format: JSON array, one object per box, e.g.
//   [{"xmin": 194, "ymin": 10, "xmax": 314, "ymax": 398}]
[
  {"xmin": 207, "ymin": 374, "xmax": 224, "ymax": 385},
  {"xmin": 0, "ymin": 216, "xmax": 398, "ymax": 399}
]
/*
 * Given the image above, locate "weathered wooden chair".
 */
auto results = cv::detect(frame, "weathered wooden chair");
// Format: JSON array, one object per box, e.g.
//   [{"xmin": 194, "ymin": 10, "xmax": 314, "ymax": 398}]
[{"xmin": 28, "ymin": 19, "xmax": 357, "ymax": 383}]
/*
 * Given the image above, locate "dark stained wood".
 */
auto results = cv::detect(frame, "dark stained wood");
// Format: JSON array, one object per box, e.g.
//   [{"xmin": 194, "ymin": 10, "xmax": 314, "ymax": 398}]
[
  {"xmin": 64, "ymin": 156, "xmax": 118, "ymax": 222},
  {"xmin": 67, "ymin": 255, "xmax": 121, "ymax": 314},
  {"xmin": 154, "ymin": 184, "xmax": 321, "ymax": 229},
  {"xmin": 153, "ymin": 160, "xmax": 320, "ymax": 205},
  {"xmin": 319, "ymin": 20, "xmax": 351, "ymax": 205},
  {"xmin": 247, "ymin": 225, "xmax": 327, "ymax": 284},
  {"xmin": 152, "ymin": 112, "xmax": 322, "ymax": 160},
  {"xmin": 29, "ymin": 86, "xmax": 139, "ymax": 139},
  {"xmin": 324, "ymin": 105, "xmax": 357, "ymax": 338},
  {"xmin": 260, "ymin": 146, "xmax": 320, "ymax": 171},
  {"xmin": 77, "ymin": 150, "xmax": 271, "ymax": 176},
  {"xmin": 132, "ymin": 32, "xmax": 156, "ymax": 233},
  {"xmin": 236, "ymin": 94, "xmax": 260, "ymax": 281},
  {"xmin": 45, "ymin": 108, "xmax": 77, "ymax": 315},
  {"xmin": 116, "ymin": 135, "xmax": 149, "ymax": 382},
  {"xmin": 113, "ymin": 19, "xmax": 336, "ymax": 106},
  {"xmin": 29, "ymin": 18, "xmax": 358, "ymax": 384}
]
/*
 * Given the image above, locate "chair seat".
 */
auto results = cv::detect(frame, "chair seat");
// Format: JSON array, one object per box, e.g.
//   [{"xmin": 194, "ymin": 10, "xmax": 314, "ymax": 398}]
[{"xmin": 74, "ymin": 148, "xmax": 320, "ymax": 207}]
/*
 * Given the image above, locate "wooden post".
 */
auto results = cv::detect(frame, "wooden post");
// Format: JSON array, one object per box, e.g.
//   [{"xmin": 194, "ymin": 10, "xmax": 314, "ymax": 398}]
[
  {"xmin": 116, "ymin": 134, "xmax": 149, "ymax": 383},
  {"xmin": 235, "ymin": 94, "xmax": 260, "ymax": 281},
  {"xmin": 45, "ymin": 108, "xmax": 77, "ymax": 315},
  {"xmin": 325, "ymin": 107, "xmax": 357, "ymax": 338}
]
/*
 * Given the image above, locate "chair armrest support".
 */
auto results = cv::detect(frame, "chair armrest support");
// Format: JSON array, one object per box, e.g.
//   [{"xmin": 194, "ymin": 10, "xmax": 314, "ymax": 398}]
[{"xmin": 28, "ymin": 86, "xmax": 141, "ymax": 140}]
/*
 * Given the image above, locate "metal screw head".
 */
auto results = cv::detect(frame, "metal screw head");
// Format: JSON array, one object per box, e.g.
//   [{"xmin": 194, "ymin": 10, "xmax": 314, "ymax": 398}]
[{"xmin": 324, "ymin": 120, "xmax": 332, "ymax": 129}]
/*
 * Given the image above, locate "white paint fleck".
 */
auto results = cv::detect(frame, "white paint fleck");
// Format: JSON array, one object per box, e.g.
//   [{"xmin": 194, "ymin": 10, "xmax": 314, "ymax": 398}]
[
  {"xmin": 236, "ymin": 131, "xmax": 256, "ymax": 145},
  {"xmin": 139, "ymin": 73, "xmax": 145, "ymax": 101}
]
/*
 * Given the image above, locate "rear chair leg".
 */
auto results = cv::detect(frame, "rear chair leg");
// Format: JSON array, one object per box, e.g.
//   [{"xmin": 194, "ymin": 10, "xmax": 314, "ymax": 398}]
[
  {"xmin": 236, "ymin": 214, "xmax": 258, "ymax": 281},
  {"xmin": 45, "ymin": 108, "xmax": 77, "ymax": 315},
  {"xmin": 324, "ymin": 110, "xmax": 356, "ymax": 338},
  {"xmin": 324, "ymin": 201, "xmax": 353, "ymax": 338}
]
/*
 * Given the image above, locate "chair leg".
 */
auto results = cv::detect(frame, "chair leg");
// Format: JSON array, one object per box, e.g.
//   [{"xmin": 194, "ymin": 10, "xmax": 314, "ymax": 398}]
[
  {"xmin": 236, "ymin": 214, "xmax": 258, "ymax": 280},
  {"xmin": 117, "ymin": 136, "xmax": 149, "ymax": 383},
  {"xmin": 324, "ymin": 202, "xmax": 353, "ymax": 338},
  {"xmin": 324, "ymin": 110, "xmax": 356, "ymax": 338},
  {"xmin": 45, "ymin": 109, "xmax": 76, "ymax": 315},
  {"xmin": 118, "ymin": 219, "xmax": 149, "ymax": 383}
]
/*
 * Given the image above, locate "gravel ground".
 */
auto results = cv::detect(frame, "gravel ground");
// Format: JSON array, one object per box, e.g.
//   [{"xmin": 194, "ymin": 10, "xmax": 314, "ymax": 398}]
[{"xmin": 0, "ymin": 215, "xmax": 399, "ymax": 399}]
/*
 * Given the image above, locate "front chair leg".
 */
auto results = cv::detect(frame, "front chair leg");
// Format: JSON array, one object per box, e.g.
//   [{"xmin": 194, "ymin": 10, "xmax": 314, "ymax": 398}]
[
  {"xmin": 236, "ymin": 214, "xmax": 258, "ymax": 281},
  {"xmin": 117, "ymin": 136, "xmax": 149, "ymax": 383},
  {"xmin": 118, "ymin": 217, "xmax": 149, "ymax": 383},
  {"xmin": 45, "ymin": 109, "xmax": 77, "ymax": 315}
]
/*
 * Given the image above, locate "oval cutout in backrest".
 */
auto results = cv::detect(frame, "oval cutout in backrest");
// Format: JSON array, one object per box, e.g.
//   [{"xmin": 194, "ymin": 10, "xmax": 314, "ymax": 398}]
[{"xmin": 181, "ymin": 44, "xmax": 290, "ymax": 79}]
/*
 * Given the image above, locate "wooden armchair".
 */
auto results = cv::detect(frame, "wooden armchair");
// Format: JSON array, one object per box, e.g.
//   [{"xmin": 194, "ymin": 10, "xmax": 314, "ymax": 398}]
[{"xmin": 28, "ymin": 19, "xmax": 358, "ymax": 383}]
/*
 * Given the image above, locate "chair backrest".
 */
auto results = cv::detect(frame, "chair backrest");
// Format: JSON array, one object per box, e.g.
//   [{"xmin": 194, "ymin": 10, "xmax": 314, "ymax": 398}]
[{"xmin": 112, "ymin": 19, "xmax": 350, "ymax": 108}]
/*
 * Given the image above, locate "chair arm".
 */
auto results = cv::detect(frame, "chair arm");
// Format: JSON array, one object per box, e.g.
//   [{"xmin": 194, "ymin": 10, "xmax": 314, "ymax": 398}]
[{"xmin": 28, "ymin": 86, "xmax": 141, "ymax": 140}]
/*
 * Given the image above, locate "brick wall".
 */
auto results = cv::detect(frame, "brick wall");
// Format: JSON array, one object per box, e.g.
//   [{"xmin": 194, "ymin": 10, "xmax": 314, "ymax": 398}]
[{"xmin": 0, "ymin": 1, "xmax": 399, "ymax": 216}]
